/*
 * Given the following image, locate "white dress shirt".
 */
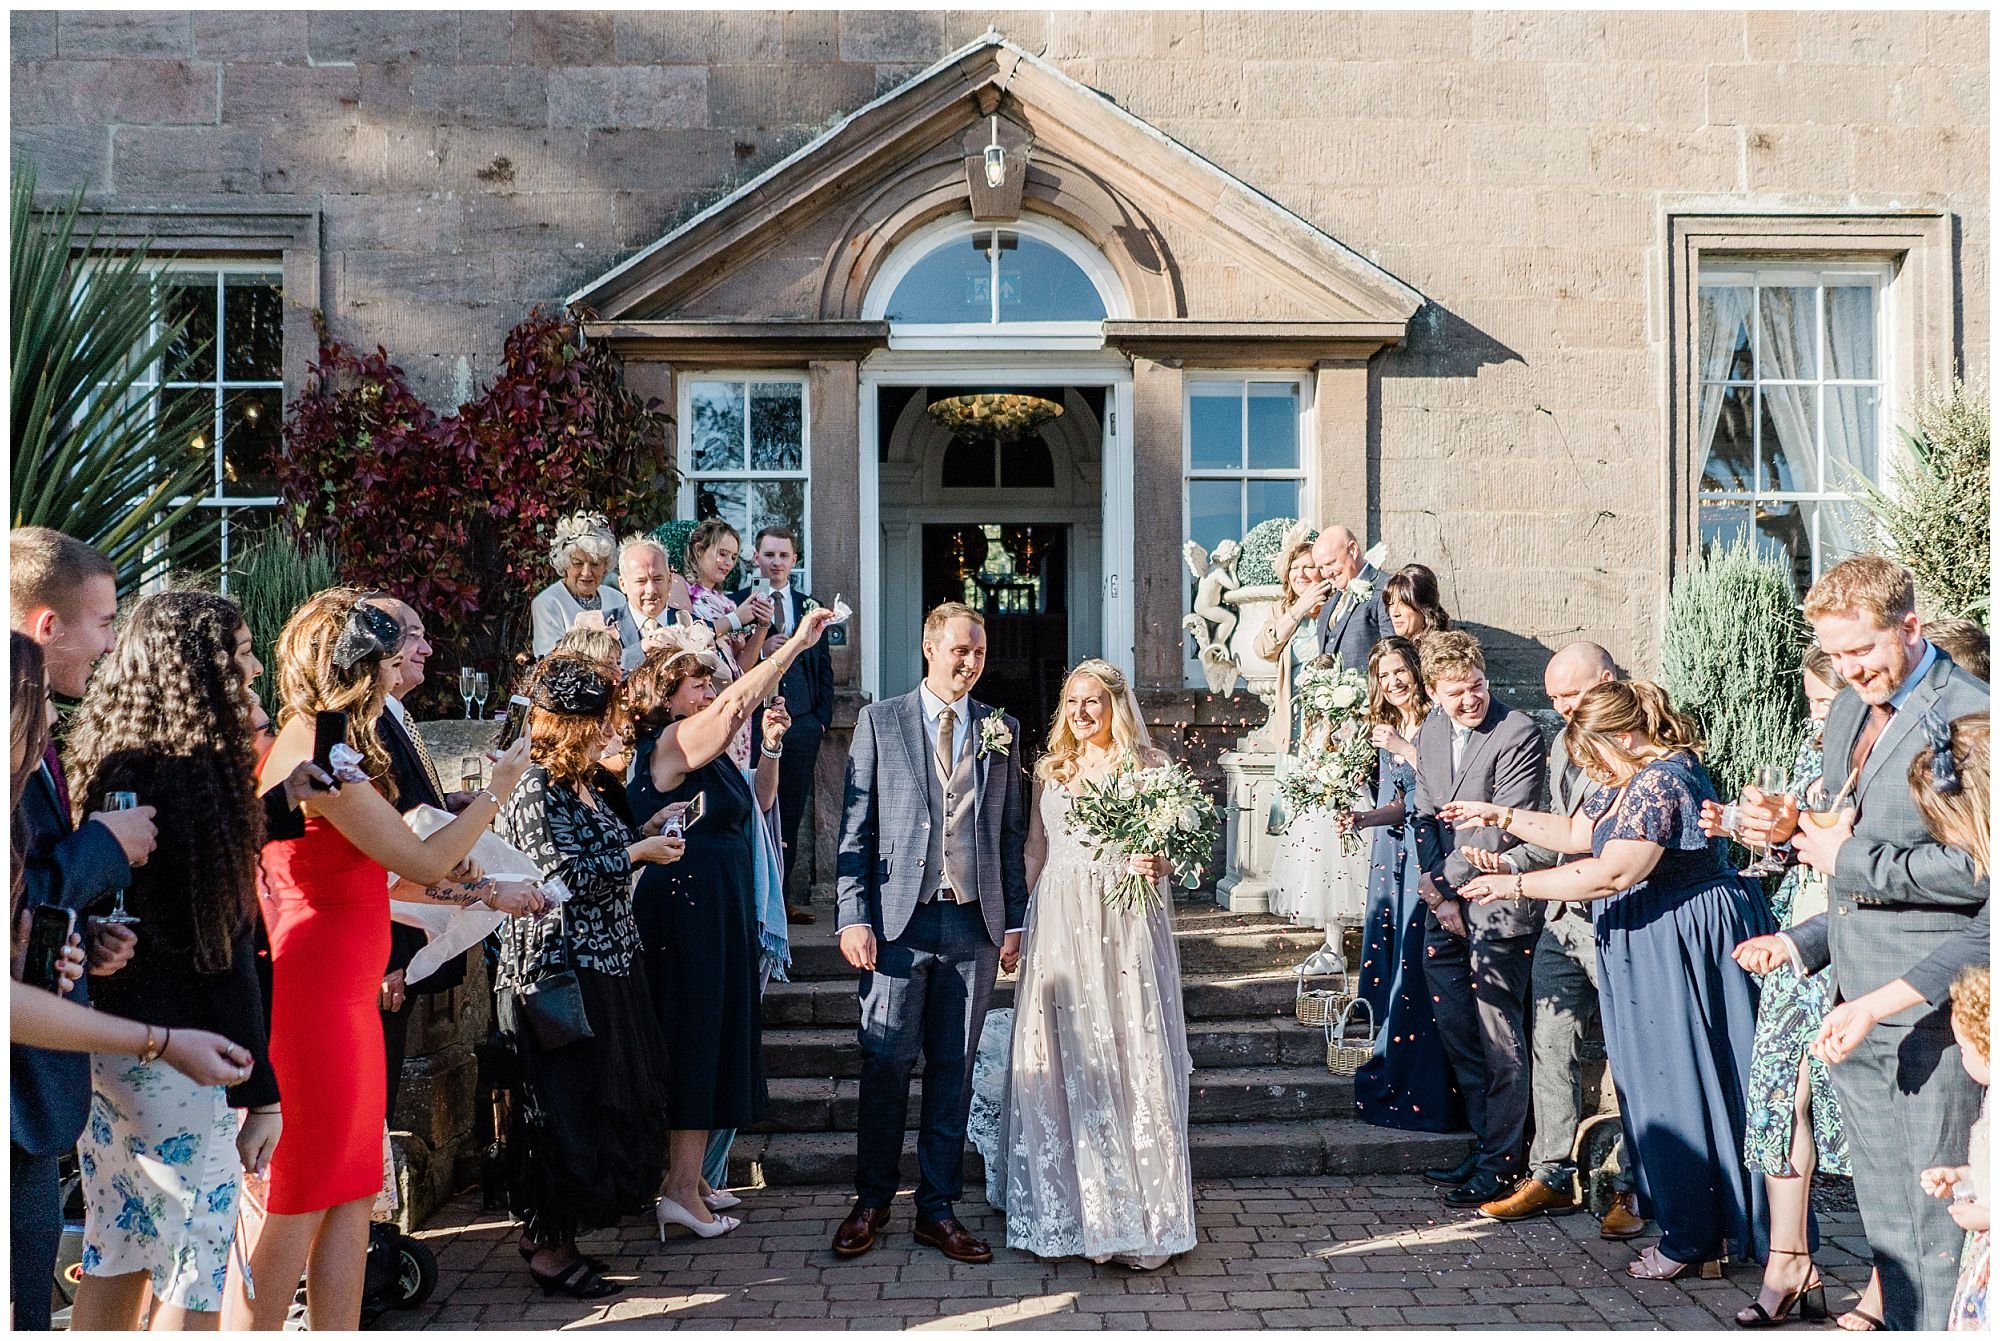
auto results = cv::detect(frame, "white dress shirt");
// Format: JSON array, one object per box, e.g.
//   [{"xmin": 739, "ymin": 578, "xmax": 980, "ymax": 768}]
[
  {"xmin": 918, "ymin": 681, "xmax": 973, "ymax": 771},
  {"xmin": 1451, "ymin": 720, "xmax": 1474, "ymax": 773}
]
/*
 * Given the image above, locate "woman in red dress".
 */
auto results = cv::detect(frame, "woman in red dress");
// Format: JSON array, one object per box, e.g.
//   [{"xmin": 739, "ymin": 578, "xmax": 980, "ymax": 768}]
[{"xmin": 226, "ymin": 590, "xmax": 536, "ymax": 1330}]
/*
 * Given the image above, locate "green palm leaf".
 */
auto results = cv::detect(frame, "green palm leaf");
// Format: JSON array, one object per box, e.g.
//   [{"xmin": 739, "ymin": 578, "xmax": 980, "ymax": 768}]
[{"xmin": 11, "ymin": 162, "xmax": 219, "ymax": 591}]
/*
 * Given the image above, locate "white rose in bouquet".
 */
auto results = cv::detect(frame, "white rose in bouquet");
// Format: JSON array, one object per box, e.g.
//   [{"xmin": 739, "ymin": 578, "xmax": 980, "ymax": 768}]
[{"xmin": 1331, "ymin": 683, "xmax": 1361, "ymax": 711}]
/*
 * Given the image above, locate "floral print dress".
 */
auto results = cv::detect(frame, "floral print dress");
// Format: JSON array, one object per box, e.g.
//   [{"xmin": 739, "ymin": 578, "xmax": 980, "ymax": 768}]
[{"xmin": 1741, "ymin": 737, "xmax": 1851, "ymax": 1178}]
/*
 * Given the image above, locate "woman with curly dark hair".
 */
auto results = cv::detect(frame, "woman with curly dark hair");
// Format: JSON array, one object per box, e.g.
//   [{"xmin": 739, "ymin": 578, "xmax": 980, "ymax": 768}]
[
  {"xmin": 62, "ymin": 592, "xmax": 276, "ymax": 1329},
  {"xmin": 492, "ymin": 654, "xmax": 684, "ymax": 1297}
]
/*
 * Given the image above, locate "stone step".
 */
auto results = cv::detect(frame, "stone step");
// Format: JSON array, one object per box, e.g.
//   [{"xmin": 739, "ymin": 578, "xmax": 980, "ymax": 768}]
[
  {"xmin": 781, "ymin": 918, "xmax": 1339, "ymax": 982},
  {"xmin": 763, "ymin": 970, "xmax": 1304, "ymax": 1028},
  {"xmin": 762, "ymin": 1017, "xmax": 1332, "ymax": 1079},
  {"xmin": 752, "ymin": 1064, "xmax": 1355, "ymax": 1134},
  {"xmin": 726, "ymin": 1120, "xmax": 1473, "ymax": 1188}
]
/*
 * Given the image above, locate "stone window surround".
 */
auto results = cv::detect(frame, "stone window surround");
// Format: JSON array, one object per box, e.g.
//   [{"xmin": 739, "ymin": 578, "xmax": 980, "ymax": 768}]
[
  {"xmin": 675, "ymin": 370, "xmax": 814, "ymax": 590},
  {"xmin": 1664, "ymin": 209, "xmax": 1956, "ymax": 580}
]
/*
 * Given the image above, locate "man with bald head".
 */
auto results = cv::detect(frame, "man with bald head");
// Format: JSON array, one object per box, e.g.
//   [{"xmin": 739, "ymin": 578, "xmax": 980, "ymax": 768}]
[
  {"xmin": 1471, "ymin": 642, "xmax": 1642, "ymax": 1237},
  {"xmin": 1311, "ymin": 524, "xmax": 1389, "ymax": 674}
]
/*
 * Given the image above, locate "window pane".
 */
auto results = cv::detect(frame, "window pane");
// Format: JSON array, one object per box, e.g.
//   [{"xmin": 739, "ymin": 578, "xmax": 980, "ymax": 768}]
[
  {"xmin": 1245, "ymin": 383, "xmax": 1299, "ymax": 471},
  {"xmin": 1246, "ymin": 478, "xmax": 1302, "ymax": 532},
  {"xmin": 1699, "ymin": 386, "xmax": 1755, "ymax": 492},
  {"xmin": 694, "ymin": 478, "xmax": 747, "ymax": 535},
  {"xmin": 220, "ymin": 507, "xmax": 280, "ymax": 592},
  {"xmin": 690, "ymin": 381, "xmax": 745, "ymax": 472},
  {"xmin": 1758, "ymin": 385, "xmax": 1817, "ymax": 494},
  {"xmin": 748, "ymin": 382, "xmax": 803, "ymax": 471},
  {"xmin": 995, "ymin": 235, "xmax": 1106, "ymax": 323},
  {"xmin": 223, "ymin": 274, "xmax": 284, "ymax": 381},
  {"xmin": 222, "ymin": 390, "xmax": 282, "ymax": 496},
  {"xmin": 751, "ymin": 479, "xmax": 805, "ymax": 547},
  {"xmin": 1824, "ymin": 283, "xmax": 1875, "ymax": 381},
  {"xmin": 1698, "ymin": 496, "xmax": 1752, "ymax": 557},
  {"xmin": 1824, "ymin": 384, "xmax": 1879, "ymax": 492},
  {"xmin": 940, "ymin": 437, "xmax": 995, "ymax": 488},
  {"xmin": 999, "ymin": 436, "xmax": 1055, "ymax": 488},
  {"xmin": 1755, "ymin": 497, "xmax": 1813, "ymax": 597},
  {"xmin": 884, "ymin": 233, "xmax": 994, "ymax": 324},
  {"xmin": 160, "ymin": 275, "xmax": 216, "ymax": 381},
  {"xmin": 1188, "ymin": 385, "xmax": 1242, "ymax": 471},
  {"xmin": 1187, "ymin": 479, "xmax": 1241, "ymax": 558},
  {"xmin": 1757, "ymin": 284, "xmax": 1818, "ymax": 381},
  {"xmin": 1698, "ymin": 285, "xmax": 1754, "ymax": 381},
  {"xmin": 162, "ymin": 386, "xmax": 219, "ymax": 487},
  {"xmin": 1810, "ymin": 497, "xmax": 1870, "ymax": 579}
]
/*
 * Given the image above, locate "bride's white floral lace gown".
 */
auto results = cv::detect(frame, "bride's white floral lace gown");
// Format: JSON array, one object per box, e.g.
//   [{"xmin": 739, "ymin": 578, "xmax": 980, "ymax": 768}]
[{"xmin": 978, "ymin": 785, "xmax": 1197, "ymax": 1268}]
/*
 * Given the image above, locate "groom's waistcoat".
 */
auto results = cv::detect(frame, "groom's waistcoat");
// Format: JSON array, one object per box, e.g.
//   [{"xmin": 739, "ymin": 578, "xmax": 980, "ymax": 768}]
[{"xmin": 921, "ymin": 726, "xmax": 979, "ymax": 904}]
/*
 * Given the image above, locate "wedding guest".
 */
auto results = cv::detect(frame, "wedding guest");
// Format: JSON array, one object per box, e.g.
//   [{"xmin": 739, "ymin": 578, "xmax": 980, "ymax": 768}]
[
  {"xmin": 228, "ymin": 590, "xmax": 539, "ymax": 1331},
  {"xmin": 64, "ymin": 594, "xmax": 276, "ymax": 1329},
  {"xmin": 493, "ymin": 655, "xmax": 683, "ymax": 1298},
  {"xmin": 1927, "ymin": 965, "xmax": 1989, "ymax": 1332},
  {"xmin": 993, "ymin": 660, "xmax": 1194, "ymax": 1268},
  {"xmin": 732, "ymin": 525, "xmax": 833, "ymax": 923},
  {"xmin": 1404, "ymin": 630, "xmax": 1546, "ymax": 1208},
  {"xmin": 1471, "ymin": 643, "xmax": 1642, "ymax": 1240},
  {"xmin": 1926, "ymin": 618, "xmax": 1990, "ymax": 684},
  {"xmin": 623, "ymin": 605, "xmax": 836, "ymax": 1239},
  {"xmin": 617, "ymin": 535, "xmax": 690, "ymax": 671},
  {"xmin": 684, "ymin": 519, "xmax": 772, "ymax": 768},
  {"xmin": 1251, "ymin": 532, "xmax": 1334, "ymax": 751},
  {"xmin": 531, "ymin": 511, "xmax": 639, "ymax": 658},
  {"xmin": 1345, "ymin": 636, "xmax": 1463, "ymax": 1132},
  {"xmin": 1736, "ymin": 556, "xmax": 1989, "ymax": 1330},
  {"xmin": 1311, "ymin": 524, "xmax": 1388, "ymax": 674},
  {"xmin": 1383, "ymin": 564, "xmax": 1452, "ymax": 642},
  {"xmin": 8, "ymin": 527, "xmax": 151, "ymax": 1331},
  {"xmin": 1454, "ymin": 680, "xmax": 1773, "ymax": 1279},
  {"xmin": 552, "ymin": 624, "xmax": 623, "ymax": 673}
]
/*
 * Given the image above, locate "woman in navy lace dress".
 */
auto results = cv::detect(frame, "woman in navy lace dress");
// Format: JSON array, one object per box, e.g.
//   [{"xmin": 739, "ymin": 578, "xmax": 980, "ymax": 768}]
[
  {"xmin": 1346, "ymin": 637, "xmax": 1463, "ymax": 1132},
  {"xmin": 1451, "ymin": 681, "xmax": 1773, "ymax": 1281}
]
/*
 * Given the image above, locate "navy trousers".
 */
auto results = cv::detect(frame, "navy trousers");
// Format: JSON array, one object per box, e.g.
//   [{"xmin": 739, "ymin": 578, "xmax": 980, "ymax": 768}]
[
  {"xmin": 853, "ymin": 900, "xmax": 998, "ymax": 1221},
  {"xmin": 11, "ymin": 1145, "xmax": 62, "ymax": 1330}
]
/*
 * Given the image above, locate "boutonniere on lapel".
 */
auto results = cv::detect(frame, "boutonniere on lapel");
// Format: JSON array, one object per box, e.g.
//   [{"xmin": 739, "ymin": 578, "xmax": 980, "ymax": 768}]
[
  {"xmin": 798, "ymin": 595, "xmax": 819, "ymax": 614},
  {"xmin": 977, "ymin": 708, "xmax": 1013, "ymax": 759}
]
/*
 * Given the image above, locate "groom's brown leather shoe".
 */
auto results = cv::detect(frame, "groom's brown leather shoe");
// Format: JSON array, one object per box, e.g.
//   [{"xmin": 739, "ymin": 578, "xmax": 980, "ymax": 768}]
[
  {"xmin": 832, "ymin": 1203, "xmax": 890, "ymax": 1257},
  {"xmin": 913, "ymin": 1217, "xmax": 993, "ymax": 1264}
]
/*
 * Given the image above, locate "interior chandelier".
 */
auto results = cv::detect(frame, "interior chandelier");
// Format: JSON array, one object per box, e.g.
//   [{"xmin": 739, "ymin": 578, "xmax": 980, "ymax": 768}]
[{"xmin": 926, "ymin": 392, "xmax": 1064, "ymax": 442}]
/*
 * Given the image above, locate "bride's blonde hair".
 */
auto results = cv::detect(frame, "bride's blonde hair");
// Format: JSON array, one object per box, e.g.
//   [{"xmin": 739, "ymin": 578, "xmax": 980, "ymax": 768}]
[{"xmin": 1036, "ymin": 659, "xmax": 1162, "ymax": 785}]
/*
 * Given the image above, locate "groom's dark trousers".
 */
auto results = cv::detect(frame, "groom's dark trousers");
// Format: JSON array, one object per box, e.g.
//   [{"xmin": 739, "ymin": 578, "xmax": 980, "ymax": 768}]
[{"xmin": 854, "ymin": 899, "xmax": 999, "ymax": 1219}]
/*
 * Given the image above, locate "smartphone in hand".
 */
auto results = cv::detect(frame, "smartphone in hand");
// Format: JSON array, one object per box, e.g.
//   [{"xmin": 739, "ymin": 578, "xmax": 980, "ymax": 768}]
[
  {"xmin": 495, "ymin": 695, "xmax": 534, "ymax": 752},
  {"xmin": 312, "ymin": 710, "xmax": 348, "ymax": 775},
  {"xmin": 21, "ymin": 906, "xmax": 75, "ymax": 993}
]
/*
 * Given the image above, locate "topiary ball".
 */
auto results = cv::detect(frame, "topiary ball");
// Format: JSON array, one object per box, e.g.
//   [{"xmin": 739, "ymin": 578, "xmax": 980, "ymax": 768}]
[
  {"xmin": 651, "ymin": 518, "xmax": 700, "ymax": 576},
  {"xmin": 1237, "ymin": 517, "xmax": 1315, "ymax": 588}
]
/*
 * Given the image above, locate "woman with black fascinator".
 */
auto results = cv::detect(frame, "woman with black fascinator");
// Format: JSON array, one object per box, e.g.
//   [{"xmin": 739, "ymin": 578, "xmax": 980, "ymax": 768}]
[{"xmin": 491, "ymin": 653, "xmax": 686, "ymax": 1299}]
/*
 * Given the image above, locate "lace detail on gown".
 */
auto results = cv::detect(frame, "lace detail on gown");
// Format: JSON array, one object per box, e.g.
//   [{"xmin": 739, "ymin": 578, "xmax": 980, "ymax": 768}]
[{"xmin": 974, "ymin": 787, "xmax": 1197, "ymax": 1266}]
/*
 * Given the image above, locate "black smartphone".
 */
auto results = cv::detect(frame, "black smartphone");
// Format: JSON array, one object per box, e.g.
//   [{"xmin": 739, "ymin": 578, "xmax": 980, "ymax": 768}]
[
  {"xmin": 494, "ymin": 695, "xmax": 534, "ymax": 752},
  {"xmin": 21, "ymin": 905, "xmax": 75, "ymax": 993},
  {"xmin": 312, "ymin": 710, "xmax": 347, "ymax": 775}
]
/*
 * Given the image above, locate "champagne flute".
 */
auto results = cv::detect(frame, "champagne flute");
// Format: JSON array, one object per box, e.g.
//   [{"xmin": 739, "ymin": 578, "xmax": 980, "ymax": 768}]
[
  {"xmin": 458, "ymin": 667, "xmax": 476, "ymax": 719},
  {"xmin": 474, "ymin": 673, "xmax": 491, "ymax": 721},
  {"xmin": 460, "ymin": 759, "xmax": 483, "ymax": 795},
  {"xmin": 101, "ymin": 792, "xmax": 143, "ymax": 924},
  {"xmin": 1738, "ymin": 763, "xmax": 1792, "ymax": 877}
]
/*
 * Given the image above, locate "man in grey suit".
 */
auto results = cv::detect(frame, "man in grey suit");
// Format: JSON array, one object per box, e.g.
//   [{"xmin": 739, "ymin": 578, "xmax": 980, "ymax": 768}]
[
  {"xmin": 1469, "ymin": 642, "xmax": 1642, "ymax": 1237},
  {"xmin": 1311, "ymin": 524, "xmax": 1389, "ymax": 675},
  {"xmin": 832, "ymin": 602, "xmax": 1029, "ymax": 1265},
  {"xmin": 1736, "ymin": 556, "xmax": 1989, "ymax": 1331},
  {"xmin": 1405, "ymin": 630, "xmax": 1549, "ymax": 1207}
]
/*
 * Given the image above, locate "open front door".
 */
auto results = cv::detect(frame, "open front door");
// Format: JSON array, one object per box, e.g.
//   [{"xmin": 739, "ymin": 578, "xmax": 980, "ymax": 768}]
[{"xmin": 1099, "ymin": 379, "xmax": 1136, "ymax": 682}]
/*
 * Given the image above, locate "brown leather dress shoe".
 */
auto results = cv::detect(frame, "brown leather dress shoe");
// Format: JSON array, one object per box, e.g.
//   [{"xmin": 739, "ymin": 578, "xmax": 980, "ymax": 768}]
[
  {"xmin": 1599, "ymin": 1191, "xmax": 1645, "ymax": 1240},
  {"xmin": 1478, "ymin": 1176, "xmax": 1579, "ymax": 1221},
  {"xmin": 913, "ymin": 1217, "xmax": 993, "ymax": 1264},
  {"xmin": 785, "ymin": 903, "xmax": 816, "ymax": 924},
  {"xmin": 832, "ymin": 1203, "xmax": 890, "ymax": 1257}
]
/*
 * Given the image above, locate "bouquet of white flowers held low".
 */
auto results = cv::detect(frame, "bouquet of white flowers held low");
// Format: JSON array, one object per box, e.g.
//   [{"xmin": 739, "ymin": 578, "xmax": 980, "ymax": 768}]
[
  {"xmin": 1065, "ymin": 758, "xmax": 1221, "ymax": 911},
  {"xmin": 1277, "ymin": 658, "xmax": 1378, "ymax": 855}
]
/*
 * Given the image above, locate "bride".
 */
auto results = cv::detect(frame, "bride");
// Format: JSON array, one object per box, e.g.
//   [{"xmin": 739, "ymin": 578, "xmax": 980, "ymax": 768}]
[{"xmin": 985, "ymin": 659, "xmax": 1196, "ymax": 1269}]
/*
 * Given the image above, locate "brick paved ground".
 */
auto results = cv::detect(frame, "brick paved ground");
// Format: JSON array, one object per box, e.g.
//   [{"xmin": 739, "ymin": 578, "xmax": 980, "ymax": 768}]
[{"xmin": 402, "ymin": 1176, "xmax": 1873, "ymax": 1330}]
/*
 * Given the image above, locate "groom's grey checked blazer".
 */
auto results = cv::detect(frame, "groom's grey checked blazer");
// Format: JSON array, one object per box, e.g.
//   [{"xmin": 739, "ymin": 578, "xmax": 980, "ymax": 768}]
[
  {"xmin": 835, "ymin": 690, "xmax": 1030, "ymax": 946},
  {"xmin": 1782, "ymin": 648, "xmax": 1988, "ymax": 1332}
]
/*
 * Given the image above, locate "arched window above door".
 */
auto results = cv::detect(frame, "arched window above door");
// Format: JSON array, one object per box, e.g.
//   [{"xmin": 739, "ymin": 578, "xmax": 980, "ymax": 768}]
[{"xmin": 863, "ymin": 216, "xmax": 1124, "ymax": 347}]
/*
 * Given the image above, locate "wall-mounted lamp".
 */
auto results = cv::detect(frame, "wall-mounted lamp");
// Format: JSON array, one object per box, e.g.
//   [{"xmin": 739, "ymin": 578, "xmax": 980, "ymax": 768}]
[{"xmin": 982, "ymin": 115, "xmax": 1006, "ymax": 189}]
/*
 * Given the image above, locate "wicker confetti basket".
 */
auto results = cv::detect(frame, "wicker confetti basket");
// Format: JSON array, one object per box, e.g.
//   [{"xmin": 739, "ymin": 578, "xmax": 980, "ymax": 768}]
[
  {"xmin": 1293, "ymin": 952, "xmax": 1353, "ymax": 1027},
  {"xmin": 1324, "ymin": 996, "xmax": 1376, "ymax": 1075}
]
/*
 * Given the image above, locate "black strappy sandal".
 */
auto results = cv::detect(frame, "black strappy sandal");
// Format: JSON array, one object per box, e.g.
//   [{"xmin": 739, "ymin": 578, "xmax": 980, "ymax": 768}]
[
  {"xmin": 1837, "ymin": 1310, "xmax": 1885, "ymax": 1332},
  {"xmin": 527, "ymin": 1255, "xmax": 624, "ymax": 1299},
  {"xmin": 1733, "ymin": 1250, "xmax": 1827, "ymax": 1328}
]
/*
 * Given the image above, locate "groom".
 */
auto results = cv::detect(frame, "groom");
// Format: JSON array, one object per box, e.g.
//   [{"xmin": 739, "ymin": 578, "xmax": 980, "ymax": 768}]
[{"xmin": 833, "ymin": 601, "xmax": 1029, "ymax": 1264}]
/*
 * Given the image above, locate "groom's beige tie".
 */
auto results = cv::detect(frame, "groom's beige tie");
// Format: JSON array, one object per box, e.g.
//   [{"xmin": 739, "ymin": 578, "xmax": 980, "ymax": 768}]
[{"xmin": 936, "ymin": 706, "xmax": 957, "ymax": 784}]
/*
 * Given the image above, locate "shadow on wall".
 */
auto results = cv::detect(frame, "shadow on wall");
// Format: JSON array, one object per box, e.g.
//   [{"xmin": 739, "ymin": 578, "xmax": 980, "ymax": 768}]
[
  {"xmin": 1384, "ymin": 301, "xmax": 1528, "ymax": 381},
  {"xmin": 1453, "ymin": 621, "xmax": 1561, "ymax": 710}
]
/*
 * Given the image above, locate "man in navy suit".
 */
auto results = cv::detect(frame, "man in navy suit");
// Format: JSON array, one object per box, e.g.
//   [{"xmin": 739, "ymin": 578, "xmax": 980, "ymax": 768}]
[
  {"xmin": 734, "ymin": 525, "xmax": 835, "ymax": 923},
  {"xmin": 1311, "ymin": 525, "xmax": 1389, "ymax": 675},
  {"xmin": 8, "ymin": 528, "xmax": 153, "ymax": 1330}
]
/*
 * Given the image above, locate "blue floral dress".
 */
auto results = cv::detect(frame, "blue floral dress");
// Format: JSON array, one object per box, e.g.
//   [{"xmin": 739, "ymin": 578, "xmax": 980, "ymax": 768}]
[{"xmin": 1742, "ymin": 737, "xmax": 1850, "ymax": 1177}]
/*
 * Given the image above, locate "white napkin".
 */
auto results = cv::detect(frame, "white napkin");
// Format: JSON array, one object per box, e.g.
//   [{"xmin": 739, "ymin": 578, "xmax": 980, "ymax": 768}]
[
  {"xmin": 388, "ymin": 804, "xmax": 547, "ymax": 985},
  {"xmin": 830, "ymin": 594, "xmax": 853, "ymax": 626}
]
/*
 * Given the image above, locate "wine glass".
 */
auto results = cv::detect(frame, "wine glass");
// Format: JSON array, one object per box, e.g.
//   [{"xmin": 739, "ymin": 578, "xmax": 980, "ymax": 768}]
[
  {"xmin": 458, "ymin": 667, "xmax": 476, "ymax": 719},
  {"xmin": 473, "ymin": 673, "xmax": 490, "ymax": 720},
  {"xmin": 101, "ymin": 792, "xmax": 143, "ymax": 925},
  {"xmin": 1738, "ymin": 763, "xmax": 1792, "ymax": 877},
  {"xmin": 460, "ymin": 758, "xmax": 483, "ymax": 794}
]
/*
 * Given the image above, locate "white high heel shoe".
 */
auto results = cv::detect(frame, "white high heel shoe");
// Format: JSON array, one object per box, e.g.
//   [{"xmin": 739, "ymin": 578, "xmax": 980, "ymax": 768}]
[
  {"xmin": 702, "ymin": 1190, "xmax": 742, "ymax": 1212},
  {"xmin": 656, "ymin": 1195, "xmax": 739, "ymax": 1241}
]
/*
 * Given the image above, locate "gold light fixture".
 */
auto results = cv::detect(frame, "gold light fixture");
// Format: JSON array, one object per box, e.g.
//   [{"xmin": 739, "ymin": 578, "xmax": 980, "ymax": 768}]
[{"xmin": 927, "ymin": 392, "xmax": 1063, "ymax": 442}]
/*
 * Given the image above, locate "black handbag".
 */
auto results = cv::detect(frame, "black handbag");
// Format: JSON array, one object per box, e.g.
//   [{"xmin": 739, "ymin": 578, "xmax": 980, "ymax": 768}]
[{"xmin": 514, "ymin": 908, "xmax": 593, "ymax": 1051}]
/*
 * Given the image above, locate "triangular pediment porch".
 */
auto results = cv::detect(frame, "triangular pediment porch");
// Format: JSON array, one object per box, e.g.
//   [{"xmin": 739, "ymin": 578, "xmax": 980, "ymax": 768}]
[{"xmin": 570, "ymin": 33, "xmax": 1423, "ymax": 354}]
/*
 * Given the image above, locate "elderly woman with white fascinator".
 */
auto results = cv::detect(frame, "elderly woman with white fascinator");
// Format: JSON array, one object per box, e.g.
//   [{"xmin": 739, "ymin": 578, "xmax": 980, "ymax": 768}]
[{"xmin": 532, "ymin": 511, "xmax": 641, "ymax": 657}]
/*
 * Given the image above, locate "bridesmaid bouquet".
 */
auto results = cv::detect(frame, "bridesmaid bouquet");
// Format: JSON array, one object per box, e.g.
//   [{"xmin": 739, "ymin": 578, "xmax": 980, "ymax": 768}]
[
  {"xmin": 1066, "ymin": 760, "xmax": 1220, "ymax": 911},
  {"xmin": 1277, "ymin": 660, "xmax": 1378, "ymax": 855}
]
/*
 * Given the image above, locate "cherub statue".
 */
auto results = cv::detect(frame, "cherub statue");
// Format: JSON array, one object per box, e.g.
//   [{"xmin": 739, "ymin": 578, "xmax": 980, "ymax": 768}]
[{"xmin": 1181, "ymin": 538, "xmax": 1243, "ymax": 696}]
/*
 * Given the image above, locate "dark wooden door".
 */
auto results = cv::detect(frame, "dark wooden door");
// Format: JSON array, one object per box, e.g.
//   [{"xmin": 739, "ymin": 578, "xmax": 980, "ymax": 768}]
[{"xmin": 920, "ymin": 523, "xmax": 1068, "ymax": 758}]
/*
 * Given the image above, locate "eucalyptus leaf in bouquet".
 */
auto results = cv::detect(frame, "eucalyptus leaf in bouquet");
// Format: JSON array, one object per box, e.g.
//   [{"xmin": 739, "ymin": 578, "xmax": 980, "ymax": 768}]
[{"xmin": 1064, "ymin": 759, "xmax": 1220, "ymax": 911}]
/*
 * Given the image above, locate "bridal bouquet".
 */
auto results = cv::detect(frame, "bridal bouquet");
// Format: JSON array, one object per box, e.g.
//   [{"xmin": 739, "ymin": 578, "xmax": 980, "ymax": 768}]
[
  {"xmin": 1065, "ymin": 760, "xmax": 1220, "ymax": 911},
  {"xmin": 1277, "ymin": 660, "xmax": 1378, "ymax": 855}
]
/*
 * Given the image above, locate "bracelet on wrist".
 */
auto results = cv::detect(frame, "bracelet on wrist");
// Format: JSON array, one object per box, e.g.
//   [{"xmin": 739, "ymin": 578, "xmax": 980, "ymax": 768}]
[
  {"xmin": 139, "ymin": 1023, "xmax": 162, "ymax": 1065},
  {"xmin": 474, "ymin": 787, "xmax": 501, "ymax": 809}
]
